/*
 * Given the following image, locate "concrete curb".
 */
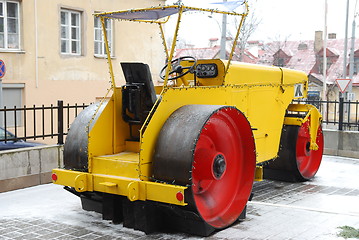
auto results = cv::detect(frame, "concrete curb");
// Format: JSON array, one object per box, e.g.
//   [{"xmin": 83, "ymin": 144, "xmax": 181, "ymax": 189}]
[
  {"xmin": 323, "ymin": 129, "xmax": 359, "ymax": 159},
  {"xmin": 0, "ymin": 145, "xmax": 63, "ymax": 193}
]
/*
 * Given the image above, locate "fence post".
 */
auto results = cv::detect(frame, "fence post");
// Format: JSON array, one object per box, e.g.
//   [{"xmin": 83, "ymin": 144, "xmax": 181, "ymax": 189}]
[
  {"xmin": 339, "ymin": 97, "xmax": 344, "ymax": 131},
  {"xmin": 58, "ymin": 100, "xmax": 64, "ymax": 144}
]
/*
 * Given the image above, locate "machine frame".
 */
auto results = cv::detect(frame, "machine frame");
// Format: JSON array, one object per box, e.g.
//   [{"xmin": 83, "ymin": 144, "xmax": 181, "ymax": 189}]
[
  {"xmin": 52, "ymin": 2, "xmax": 324, "ymax": 236},
  {"xmin": 54, "ymin": 3, "xmax": 253, "ymax": 206}
]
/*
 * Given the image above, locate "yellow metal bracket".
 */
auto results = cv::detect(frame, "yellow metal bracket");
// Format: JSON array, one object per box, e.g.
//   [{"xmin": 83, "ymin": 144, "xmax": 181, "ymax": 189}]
[
  {"xmin": 52, "ymin": 170, "xmax": 93, "ymax": 192},
  {"xmin": 284, "ymin": 104, "xmax": 322, "ymax": 150},
  {"xmin": 254, "ymin": 166, "xmax": 263, "ymax": 181},
  {"xmin": 99, "ymin": 182, "xmax": 117, "ymax": 187},
  {"xmin": 279, "ymin": 67, "xmax": 285, "ymax": 93},
  {"xmin": 52, "ymin": 169, "xmax": 187, "ymax": 206},
  {"xmin": 74, "ymin": 174, "xmax": 89, "ymax": 192},
  {"xmin": 127, "ymin": 181, "xmax": 140, "ymax": 201}
]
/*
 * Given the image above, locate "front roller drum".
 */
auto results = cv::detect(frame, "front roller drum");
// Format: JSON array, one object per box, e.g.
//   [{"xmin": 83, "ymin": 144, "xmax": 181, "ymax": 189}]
[
  {"xmin": 153, "ymin": 105, "xmax": 256, "ymax": 231},
  {"xmin": 264, "ymin": 120, "xmax": 324, "ymax": 182}
]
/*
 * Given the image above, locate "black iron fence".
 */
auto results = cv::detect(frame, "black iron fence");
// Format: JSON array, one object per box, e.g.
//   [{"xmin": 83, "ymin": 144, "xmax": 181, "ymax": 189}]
[
  {"xmin": 1, "ymin": 99, "xmax": 358, "ymax": 146},
  {"xmin": 295, "ymin": 99, "xmax": 359, "ymax": 131},
  {"xmin": 0, "ymin": 100, "xmax": 88, "ymax": 144}
]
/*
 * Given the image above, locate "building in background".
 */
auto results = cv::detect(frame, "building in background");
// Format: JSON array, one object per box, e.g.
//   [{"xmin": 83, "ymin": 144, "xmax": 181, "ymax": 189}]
[
  {"xmin": 175, "ymin": 37, "xmax": 258, "ymax": 64},
  {"xmin": 257, "ymin": 31, "xmax": 359, "ymax": 102},
  {"xmin": 176, "ymin": 31, "xmax": 359, "ymax": 102},
  {"xmin": 0, "ymin": 0, "xmax": 166, "ymax": 111}
]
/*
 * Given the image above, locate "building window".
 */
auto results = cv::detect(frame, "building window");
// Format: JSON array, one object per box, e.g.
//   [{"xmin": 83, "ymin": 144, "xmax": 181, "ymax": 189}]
[
  {"xmin": 60, "ymin": 9, "xmax": 81, "ymax": 55},
  {"xmin": 0, "ymin": 0, "xmax": 20, "ymax": 50},
  {"xmin": 318, "ymin": 57, "xmax": 332, "ymax": 74},
  {"xmin": 354, "ymin": 58, "xmax": 359, "ymax": 75},
  {"xmin": 94, "ymin": 17, "xmax": 113, "ymax": 57},
  {"xmin": 2, "ymin": 84, "xmax": 23, "ymax": 127},
  {"xmin": 275, "ymin": 58, "xmax": 285, "ymax": 67}
]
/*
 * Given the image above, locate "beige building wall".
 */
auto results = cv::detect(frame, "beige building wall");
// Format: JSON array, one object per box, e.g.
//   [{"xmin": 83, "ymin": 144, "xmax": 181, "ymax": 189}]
[{"xmin": 1, "ymin": 0, "xmax": 166, "ymax": 107}]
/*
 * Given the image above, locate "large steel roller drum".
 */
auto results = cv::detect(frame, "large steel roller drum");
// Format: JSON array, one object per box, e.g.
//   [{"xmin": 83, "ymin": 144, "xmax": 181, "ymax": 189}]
[
  {"xmin": 64, "ymin": 101, "xmax": 107, "ymax": 171},
  {"xmin": 153, "ymin": 105, "xmax": 256, "ymax": 229},
  {"xmin": 264, "ymin": 121, "xmax": 324, "ymax": 182}
]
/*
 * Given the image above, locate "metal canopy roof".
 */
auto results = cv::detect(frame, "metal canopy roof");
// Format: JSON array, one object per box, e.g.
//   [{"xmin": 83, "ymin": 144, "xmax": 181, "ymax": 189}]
[
  {"xmin": 94, "ymin": 2, "xmax": 248, "ymax": 87},
  {"xmin": 95, "ymin": 5, "xmax": 244, "ymax": 21}
]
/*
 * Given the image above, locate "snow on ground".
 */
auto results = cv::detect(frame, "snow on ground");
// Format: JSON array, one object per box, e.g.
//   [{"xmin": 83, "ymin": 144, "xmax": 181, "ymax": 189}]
[
  {"xmin": 0, "ymin": 184, "xmax": 151, "ymax": 238},
  {"xmin": 1, "ymin": 155, "xmax": 359, "ymax": 239}
]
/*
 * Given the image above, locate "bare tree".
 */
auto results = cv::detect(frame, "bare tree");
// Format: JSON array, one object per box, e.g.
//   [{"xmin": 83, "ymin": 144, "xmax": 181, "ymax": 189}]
[
  {"xmin": 238, "ymin": 19, "xmax": 260, "ymax": 60},
  {"xmin": 228, "ymin": 1, "xmax": 261, "ymax": 61},
  {"xmin": 266, "ymin": 33, "xmax": 292, "ymax": 52},
  {"xmin": 176, "ymin": 47, "xmax": 216, "ymax": 59},
  {"xmin": 166, "ymin": 1, "xmax": 261, "ymax": 61},
  {"xmin": 257, "ymin": 34, "xmax": 291, "ymax": 66},
  {"xmin": 166, "ymin": 36, "xmax": 193, "ymax": 50}
]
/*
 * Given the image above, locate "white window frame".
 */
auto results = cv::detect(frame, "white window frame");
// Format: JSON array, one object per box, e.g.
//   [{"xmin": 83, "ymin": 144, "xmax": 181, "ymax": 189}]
[
  {"xmin": 60, "ymin": 9, "xmax": 81, "ymax": 55},
  {"xmin": 0, "ymin": 0, "xmax": 20, "ymax": 51},
  {"xmin": 2, "ymin": 83, "xmax": 24, "ymax": 127},
  {"xmin": 94, "ymin": 16, "xmax": 113, "ymax": 57}
]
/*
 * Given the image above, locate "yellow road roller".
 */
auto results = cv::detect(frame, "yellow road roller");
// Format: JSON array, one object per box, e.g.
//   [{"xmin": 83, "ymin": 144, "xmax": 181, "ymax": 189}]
[{"xmin": 52, "ymin": 2, "xmax": 324, "ymax": 236}]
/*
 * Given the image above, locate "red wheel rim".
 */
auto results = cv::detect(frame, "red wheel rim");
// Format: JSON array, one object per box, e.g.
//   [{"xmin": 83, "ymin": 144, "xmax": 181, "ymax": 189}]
[
  {"xmin": 192, "ymin": 107, "xmax": 255, "ymax": 229},
  {"xmin": 296, "ymin": 121, "xmax": 324, "ymax": 179}
]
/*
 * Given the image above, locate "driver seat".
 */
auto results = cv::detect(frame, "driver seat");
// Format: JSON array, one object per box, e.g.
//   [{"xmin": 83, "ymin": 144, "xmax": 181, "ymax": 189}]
[{"xmin": 121, "ymin": 63, "xmax": 157, "ymax": 138}]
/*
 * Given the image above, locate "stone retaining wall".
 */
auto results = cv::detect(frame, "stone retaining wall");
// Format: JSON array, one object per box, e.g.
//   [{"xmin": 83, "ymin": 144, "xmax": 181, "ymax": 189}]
[{"xmin": 0, "ymin": 145, "xmax": 63, "ymax": 193}]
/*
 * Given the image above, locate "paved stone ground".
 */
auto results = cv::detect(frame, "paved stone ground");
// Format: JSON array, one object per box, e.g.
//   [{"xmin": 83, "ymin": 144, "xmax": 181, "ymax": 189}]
[{"xmin": 0, "ymin": 155, "xmax": 358, "ymax": 240}]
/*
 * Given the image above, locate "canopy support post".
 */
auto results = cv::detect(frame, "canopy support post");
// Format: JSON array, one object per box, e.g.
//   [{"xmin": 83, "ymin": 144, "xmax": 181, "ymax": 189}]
[{"xmin": 225, "ymin": 2, "xmax": 249, "ymax": 78}]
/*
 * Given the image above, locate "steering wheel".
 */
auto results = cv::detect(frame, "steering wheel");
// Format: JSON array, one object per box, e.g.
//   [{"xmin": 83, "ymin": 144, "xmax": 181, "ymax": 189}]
[{"xmin": 160, "ymin": 56, "xmax": 197, "ymax": 80}]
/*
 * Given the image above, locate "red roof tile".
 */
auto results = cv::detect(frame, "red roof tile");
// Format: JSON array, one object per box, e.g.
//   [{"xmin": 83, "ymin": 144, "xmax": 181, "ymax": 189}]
[{"xmin": 258, "ymin": 39, "xmax": 359, "ymax": 85}]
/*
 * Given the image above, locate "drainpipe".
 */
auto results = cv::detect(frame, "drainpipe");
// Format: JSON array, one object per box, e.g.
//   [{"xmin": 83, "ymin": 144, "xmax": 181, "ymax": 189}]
[
  {"xmin": 322, "ymin": 0, "xmax": 328, "ymax": 125},
  {"xmin": 339, "ymin": 0, "xmax": 350, "ymax": 130},
  {"xmin": 343, "ymin": 0, "xmax": 350, "ymax": 100},
  {"xmin": 348, "ymin": 14, "xmax": 357, "ymax": 94},
  {"xmin": 322, "ymin": 0, "xmax": 327, "ymax": 102},
  {"xmin": 35, "ymin": 0, "xmax": 39, "ymax": 88}
]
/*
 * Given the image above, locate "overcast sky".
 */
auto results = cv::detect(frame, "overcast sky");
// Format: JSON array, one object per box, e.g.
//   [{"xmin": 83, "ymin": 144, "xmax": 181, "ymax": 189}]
[{"xmin": 166, "ymin": 0, "xmax": 357, "ymax": 47}]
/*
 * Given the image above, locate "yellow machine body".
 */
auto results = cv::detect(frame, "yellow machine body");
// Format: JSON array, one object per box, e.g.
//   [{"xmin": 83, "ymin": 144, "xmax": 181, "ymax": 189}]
[
  {"xmin": 52, "ymin": 5, "xmax": 322, "ymax": 232},
  {"xmin": 53, "ymin": 60, "xmax": 320, "ymax": 205}
]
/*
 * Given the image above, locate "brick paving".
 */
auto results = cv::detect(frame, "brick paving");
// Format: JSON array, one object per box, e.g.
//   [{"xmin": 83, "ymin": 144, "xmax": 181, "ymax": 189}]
[{"xmin": 1, "ymin": 155, "xmax": 358, "ymax": 240}]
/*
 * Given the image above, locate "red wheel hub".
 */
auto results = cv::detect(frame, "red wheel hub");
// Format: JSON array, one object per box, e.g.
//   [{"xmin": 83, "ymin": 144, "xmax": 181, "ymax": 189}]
[{"xmin": 296, "ymin": 121, "xmax": 324, "ymax": 179}]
